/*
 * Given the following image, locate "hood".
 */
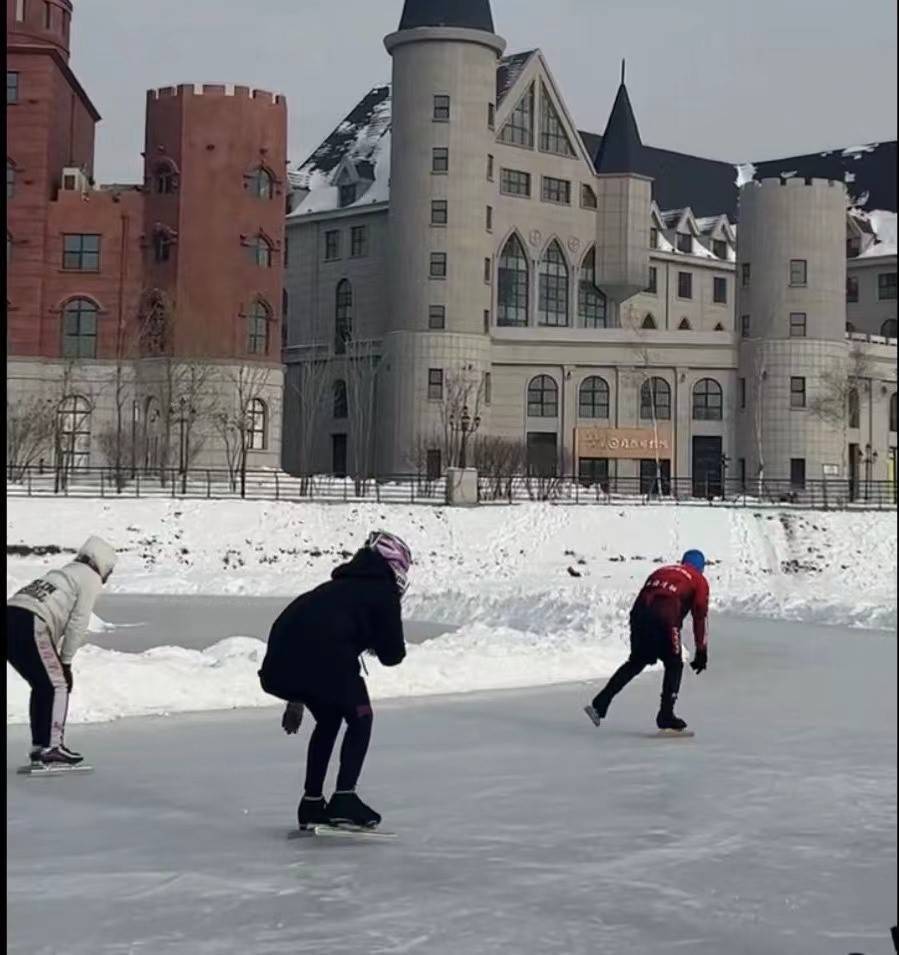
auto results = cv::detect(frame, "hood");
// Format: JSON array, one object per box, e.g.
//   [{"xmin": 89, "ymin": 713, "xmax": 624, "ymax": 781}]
[
  {"xmin": 77, "ymin": 536, "xmax": 118, "ymax": 581},
  {"xmin": 331, "ymin": 548, "xmax": 395, "ymax": 584}
]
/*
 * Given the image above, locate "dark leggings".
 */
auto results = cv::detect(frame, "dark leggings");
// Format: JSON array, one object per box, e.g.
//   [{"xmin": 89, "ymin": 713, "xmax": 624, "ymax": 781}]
[
  {"xmin": 593, "ymin": 612, "xmax": 684, "ymax": 716},
  {"xmin": 303, "ymin": 679, "xmax": 373, "ymax": 797}
]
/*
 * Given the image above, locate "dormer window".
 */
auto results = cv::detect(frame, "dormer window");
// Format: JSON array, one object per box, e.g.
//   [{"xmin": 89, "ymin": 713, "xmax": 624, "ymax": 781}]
[
  {"xmin": 676, "ymin": 233, "xmax": 692, "ymax": 254},
  {"xmin": 339, "ymin": 183, "xmax": 357, "ymax": 208},
  {"xmin": 650, "ymin": 227, "xmax": 659, "ymax": 249},
  {"xmin": 712, "ymin": 239, "xmax": 728, "ymax": 259},
  {"xmin": 847, "ymin": 236, "xmax": 861, "ymax": 258}
]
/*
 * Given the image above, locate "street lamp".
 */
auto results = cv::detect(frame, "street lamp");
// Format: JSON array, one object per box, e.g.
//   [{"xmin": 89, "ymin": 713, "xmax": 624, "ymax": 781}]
[
  {"xmin": 449, "ymin": 404, "xmax": 481, "ymax": 471},
  {"xmin": 862, "ymin": 443, "xmax": 878, "ymax": 500}
]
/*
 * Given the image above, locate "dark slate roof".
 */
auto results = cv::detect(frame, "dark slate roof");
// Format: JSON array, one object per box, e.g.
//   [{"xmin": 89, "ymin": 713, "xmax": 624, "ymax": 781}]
[
  {"xmin": 398, "ymin": 0, "xmax": 494, "ymax": 32},
  {"xmin": 752, "ymin": 142, "xmax": 897, "ymax": 212},
  {"xmin": 296, "ymin": 85, "xmax": 391, "ymax": 184},
  {"xmin": 580, "ymin": 130, "xmax": 897, "ymax": 218},
  {"xmin": 593, "ymin": 84, "xmax": 645, "ymax": 175},
  {"xmin": 496, "ymin": 50, "xmax": 536, "ymax": 105}
]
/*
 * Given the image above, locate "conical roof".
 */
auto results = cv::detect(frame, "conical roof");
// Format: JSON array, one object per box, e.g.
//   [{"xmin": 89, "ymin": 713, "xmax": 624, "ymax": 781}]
[
  {"xmin": 594, "ymin": 82, "xmax": 645, "ymax": 175},
  {"xmin": 398, "ymin": 0, "xmax": 495, "ymax": 33}
]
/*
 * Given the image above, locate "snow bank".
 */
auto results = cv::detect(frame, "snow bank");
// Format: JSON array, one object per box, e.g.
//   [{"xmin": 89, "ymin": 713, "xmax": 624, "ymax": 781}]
[{"xmin": 6, "ymin": 498, "xmax": 896, "ymax": 724}]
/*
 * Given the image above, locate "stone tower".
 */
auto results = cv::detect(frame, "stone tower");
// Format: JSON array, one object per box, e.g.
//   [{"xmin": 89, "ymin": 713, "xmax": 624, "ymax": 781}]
[
  {"xmin": 737, "ymin": 177, "xmax": 849, "ymax": 484},
  {"xmin": 379, "ymin": 0, "xmax": 506, "ymax": 472},
  {"xmin": 592, "ymin": 74, "xmax": 652, "ymax": 303}
]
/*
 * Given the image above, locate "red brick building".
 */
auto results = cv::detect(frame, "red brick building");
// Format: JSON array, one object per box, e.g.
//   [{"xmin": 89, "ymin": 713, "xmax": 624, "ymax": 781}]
[{"xmin": 6, "ymin": 0, "xmax": 287, "ymax": 475}]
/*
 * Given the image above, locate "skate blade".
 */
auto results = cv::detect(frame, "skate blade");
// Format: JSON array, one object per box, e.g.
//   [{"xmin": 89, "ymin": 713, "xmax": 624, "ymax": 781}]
[
  {"xmin": 289, "ymin": 825, "xmax": 396, "ymax": 840},
  {"xmin": 583, "ymin": 705, "xmax": 603, "ymax": 727},
  {"xmin": 649, "ymin": 730, "xmax": 695, "ymax": 739},
  {"xmin": 17, "ymin": 763, "xmax": 94, "ymax": 776}
]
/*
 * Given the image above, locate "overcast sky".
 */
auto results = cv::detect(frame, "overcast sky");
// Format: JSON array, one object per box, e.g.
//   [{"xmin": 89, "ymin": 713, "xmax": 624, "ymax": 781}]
[{"xmin": 72, "ymin": 0, "xmax": 897, "ymax": 183}]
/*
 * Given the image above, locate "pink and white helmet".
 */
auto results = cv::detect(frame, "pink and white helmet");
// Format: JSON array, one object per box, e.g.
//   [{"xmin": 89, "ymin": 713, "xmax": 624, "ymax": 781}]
[{"xmin": 366, "ymin": 531, "xmax": 413, "ymax": 596}]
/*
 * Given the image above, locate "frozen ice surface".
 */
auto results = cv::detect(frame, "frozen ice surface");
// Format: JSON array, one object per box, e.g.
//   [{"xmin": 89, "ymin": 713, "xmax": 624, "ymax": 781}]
[{"xmin": 7, "ymin": 617, "xmax": 896, "ymax": 955}]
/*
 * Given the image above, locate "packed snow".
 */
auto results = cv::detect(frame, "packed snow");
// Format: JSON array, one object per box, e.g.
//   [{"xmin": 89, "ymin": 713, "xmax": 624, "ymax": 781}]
[{"xmin": 6, "ymin": 499, "xmax": 896, "ymax": 725}]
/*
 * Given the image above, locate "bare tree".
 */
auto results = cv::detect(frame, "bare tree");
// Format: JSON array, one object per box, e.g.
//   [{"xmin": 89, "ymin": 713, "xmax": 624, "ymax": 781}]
[
  {"xmin": 343, "ymin": 337, "xmax": 381, "ymax": 495},
  {"xmin": 437, "ymin": 368, "xmax": 486, "ymax": 470},
  {"xmin": 212, "ymin": 364, "xmax": 273, "ymax": 497},
  {"xmin": 6, "ymin": 396, "xmax": 56, "ymax": 481},
  {"xmin": 629, "ymin": 343, "xmax": 666, "ymax": 498},
  {"xmin": 49, "ymin": 360, "xmax": 97, "ymax": 492},
  {"xmin": 286, "ymin": 356, "xmax": 329, "ymax": 492},
  {"xmin": 809, "ymin": 345, "xmax": 874, "ymax": 482},
  {"xmin": 748, "ymin": 346, "xmax": 769, "ymax": 496},
  {"xmin": 472, "ymin": 435, "xmax": 527, "ymax": 501}
]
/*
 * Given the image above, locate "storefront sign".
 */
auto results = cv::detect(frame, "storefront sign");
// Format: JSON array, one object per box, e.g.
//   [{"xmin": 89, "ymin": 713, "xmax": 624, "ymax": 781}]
[{"xmin": 575, "ymin": 426, "xmax": 673, "ymax": 460}]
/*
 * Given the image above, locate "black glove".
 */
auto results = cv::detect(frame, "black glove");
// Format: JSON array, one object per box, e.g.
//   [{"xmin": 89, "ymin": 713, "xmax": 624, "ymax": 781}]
[
  {"xmin": 281, "ymin": 702, "xmax": 305, "ymax": 735},
  {"xmin": 690, "ymin": 648, "xmax": 708, "ymax": 675},
  {"xmin": 62, "ymin": 664, "xmax": 73, "ymax": 692}
]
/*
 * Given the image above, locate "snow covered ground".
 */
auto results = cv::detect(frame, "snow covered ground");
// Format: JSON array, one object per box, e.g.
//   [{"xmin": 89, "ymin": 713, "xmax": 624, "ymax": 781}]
[
  {"xmin": 7, "ymin": 617, "xmax": 897, "ymax": 955},
  {"xmin": 6, "ymin": 498, "xmax": 897, "ymax": 724}
]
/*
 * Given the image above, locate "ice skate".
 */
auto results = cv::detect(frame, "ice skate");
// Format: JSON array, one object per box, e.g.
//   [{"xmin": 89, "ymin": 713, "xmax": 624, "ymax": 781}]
[
  {"xmin": 583, "ymin": 704, "xmax": 604, "ymax": 727},
  {"xmin": 326, "ymin": 791, "xmax": 382, "ymax": 829},
  {"xmin": 656, "ymin": 710, "xmax": 689, "ymax": 733},
  {"xmin": 297, "ymin": 796, "xmax": 332, "ymax": 831}
]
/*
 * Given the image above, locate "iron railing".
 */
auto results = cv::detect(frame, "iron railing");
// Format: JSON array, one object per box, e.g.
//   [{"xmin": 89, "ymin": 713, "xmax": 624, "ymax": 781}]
[{"xmin": 5, "ymin": 465, "xmax": 897, "ymax": 509}]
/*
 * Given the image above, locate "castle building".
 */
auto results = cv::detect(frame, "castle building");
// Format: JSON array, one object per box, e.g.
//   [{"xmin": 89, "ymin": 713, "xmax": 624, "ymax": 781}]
[
  {"xmin": 6, "ymin": 0, "xmax": 287, "ymax": 476},
  {"xmin": 283, "ymin": 0, "xmax": 897, "ymax": 495}
]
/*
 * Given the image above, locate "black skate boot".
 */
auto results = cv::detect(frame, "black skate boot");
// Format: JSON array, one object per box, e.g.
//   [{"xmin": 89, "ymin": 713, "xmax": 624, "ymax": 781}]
[
  {"xmin": 326, "ymin": 791, "xmax": 382, "ymax": 829},
  {"xmin": 297, "ymin": 796, "xmax": 331, "ymax": 831},
  {"xmin": 656, "ymin": 702, "xmax": 688, "ymax": 733},
  {"xmin": 39, "ymin": 745, "xmax": 84, "ymax": 766}
]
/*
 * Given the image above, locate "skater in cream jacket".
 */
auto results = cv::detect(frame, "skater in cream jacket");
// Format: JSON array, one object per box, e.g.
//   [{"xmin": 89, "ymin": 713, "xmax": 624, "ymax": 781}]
[{"xmin": 7, "ymin": 536, "xmax": 117, "ymax": 768}]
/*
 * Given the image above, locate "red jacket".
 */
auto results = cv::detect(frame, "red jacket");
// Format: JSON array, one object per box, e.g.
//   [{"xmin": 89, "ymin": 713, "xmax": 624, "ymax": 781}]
[{"xmin": 632, "ymin": 564, "xmax": 710, "ymax": 650}]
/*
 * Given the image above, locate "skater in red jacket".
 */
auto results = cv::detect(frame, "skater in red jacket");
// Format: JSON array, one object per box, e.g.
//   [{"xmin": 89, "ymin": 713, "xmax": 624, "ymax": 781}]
[{"xmin": 585, "ymin": 550, "xmax": 709, "ymax": 733}]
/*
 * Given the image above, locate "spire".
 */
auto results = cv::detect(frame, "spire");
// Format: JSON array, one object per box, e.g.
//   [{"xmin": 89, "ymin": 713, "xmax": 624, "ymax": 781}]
[
  {"xmin": 398, "ymin": 0, "xmax": 495, "ymax": 33},
  {"xmin": 594, "ymin": 78, "xmax": 645, "ymax": 176}
]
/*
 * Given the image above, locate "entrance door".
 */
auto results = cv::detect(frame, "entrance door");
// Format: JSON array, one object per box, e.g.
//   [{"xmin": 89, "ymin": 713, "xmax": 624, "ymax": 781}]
[
  {"xmin": 640, "ymin": 459, "xmax": 671, "ymax": 496},
  {"xmin": 331, "ymin": 434, "xmax": 348, "ymax": 478},
  {"xmin": 848, "ymin": 443, "xmax": 860, "ymax": 501},
  {"xmin": 692, "ymin": 436, "xmax": 723, "ymax": 497},
  {"xmin": 527, "ymin": 432, "xmax": 558, "ymax": 477},
  {"xmin": 578, "ymin": 457, "xmax": 610, "ymax": 490}
]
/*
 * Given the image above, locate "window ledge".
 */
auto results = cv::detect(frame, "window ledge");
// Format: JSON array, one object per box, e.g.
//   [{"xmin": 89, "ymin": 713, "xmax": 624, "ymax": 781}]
[
  {"xmin": 499, "ymin": 191, "xmax": 531, "ymax": 200},
  {"xmin": 541, "ymin": 198, "xmax": 571, "ymax": 206},
  {"xmin": 59, "ymin": 268, "xmax": 101, "ymax": 274}
]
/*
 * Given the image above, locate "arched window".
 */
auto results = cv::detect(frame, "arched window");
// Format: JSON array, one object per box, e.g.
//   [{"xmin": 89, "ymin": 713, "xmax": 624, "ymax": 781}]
[
  {"xmin": 538, "ymin": 240, "xmax": 569, "ymax": 327},
  {"xmin": 693, "ymin": 378, "xmax": 723, "ymax": 421},
  {"xmin": 642, "ymin": 313, "xmax": 657, "ymax": 330},
  {"xmin": 56, "ymin": 395, "xmax": 91, "ymax": 470},
  {"xmin": 281, "ymin": 289, "xmax": 289, "ymax": 350},
  {"xmin": 7, "ymin": 160, "xmax": 16, "ymax": 199},
  {"xmin": 527, "ymin": 375, "xmax": 558, "ymax": 418},
  {"xmin": 153, "ymin": 162, "xmax": 177, "ymax": 195},
  {"xmin": 62, "ymin": 298, "xmax": 99, "ymax": 358},
  {"xmin": 333, "ymin": 380, "xmax": 348, "ymax": 419},
  {"xmin": 640, "ymin": 377, "xmax": 671, "ymax": 421},
  {"xmin": 249, "ymin": 234, "xmax": 273, "ymax": 268},
  {"xmin": 678, "ymin": 317, "xmax": 692, "ymax": 330},
  {"xmin": 247, "ymin": 399, "xmax": 268, "ymax": 451},
  {"xmin": 579, "ymin": 376, "xmax": 610, "ymax": 419},
  {"xmin": 890, "ymin": 393, "xmax": 897, "ymax": 434},
  {"xmin": 881, "ymin": 319, "xmax": 898, "ymax": 339},
  {"xmin": 335, "ymin": 279, "xmax": 352, "ymax": 354},
  {"xmin": 249, "ymin": 166, "xmax": 274, "ymax": 200},
  {"xmin": 497, "ymin": 234, "xmax": 529, "ymax": 327},
  {"xmin": 848, "ymin": 388, "xmax": 860, "ymax": 429},
  {"xmin": 578, "ymin": 248, "xmax": 607, "ymax": 328},
  {"xmin": 247, "ymin": 299, "xmax": 271, "ymax": 355}
]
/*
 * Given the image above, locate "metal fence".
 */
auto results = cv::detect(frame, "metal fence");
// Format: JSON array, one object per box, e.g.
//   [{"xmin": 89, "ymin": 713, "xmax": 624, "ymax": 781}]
[{"xmin": 5, "ymin": 465, "xmax": 897, "ymax": 510}]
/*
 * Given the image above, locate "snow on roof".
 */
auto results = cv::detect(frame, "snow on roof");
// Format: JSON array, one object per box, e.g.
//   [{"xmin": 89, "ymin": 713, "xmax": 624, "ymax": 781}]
[
  {"xmin": 290, "ymin": 86, "xmax": 392, "ymax": 217},
  {"xmin": 734, "ymin": 162, "xmax": 757, "ymax": 188},
  {"xmin": 854, "ymin": 209, "xmax": 898, "ymax": 258},
  {"xmin": 496, "ymin": 50, "xmax": 536, "ymax": 105}
]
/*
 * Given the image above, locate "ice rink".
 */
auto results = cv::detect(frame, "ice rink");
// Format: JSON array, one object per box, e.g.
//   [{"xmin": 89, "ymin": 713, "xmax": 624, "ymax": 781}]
[{"xmin": 7, "ymin": 616, "xmax": 897, "ymax": 955}]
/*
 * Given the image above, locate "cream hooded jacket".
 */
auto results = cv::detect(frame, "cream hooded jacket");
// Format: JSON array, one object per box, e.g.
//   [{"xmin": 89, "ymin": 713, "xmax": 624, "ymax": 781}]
[{"xmin": 8, "ymin": 536, "xmax": 117, "ymax": 664}]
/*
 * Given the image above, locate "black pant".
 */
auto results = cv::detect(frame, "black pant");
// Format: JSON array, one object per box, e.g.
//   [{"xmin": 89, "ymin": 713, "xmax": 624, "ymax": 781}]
[
  {"xmin": 593, "ymin": 608, "xmax": 684, "ymax": 717},
  {"xmin": 300, "ymin": 677, "xmax": 373, "ymax": 798},
  {"xmin": 6, "ymin": 607, "xmax": 70, "ymax": 749}
]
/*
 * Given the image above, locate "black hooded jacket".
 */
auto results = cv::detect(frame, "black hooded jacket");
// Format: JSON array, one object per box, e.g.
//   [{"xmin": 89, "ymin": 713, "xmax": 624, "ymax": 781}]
[{"xmin": 259, "ymin": 548, "xmax": 406, "ymax": 704}]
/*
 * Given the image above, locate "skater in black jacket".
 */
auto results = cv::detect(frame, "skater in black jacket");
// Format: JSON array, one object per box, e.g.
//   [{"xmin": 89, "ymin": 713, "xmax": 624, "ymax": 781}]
[{"xmin": 259, "ymin": 531, "xmax": 411, "ymax": 830}]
